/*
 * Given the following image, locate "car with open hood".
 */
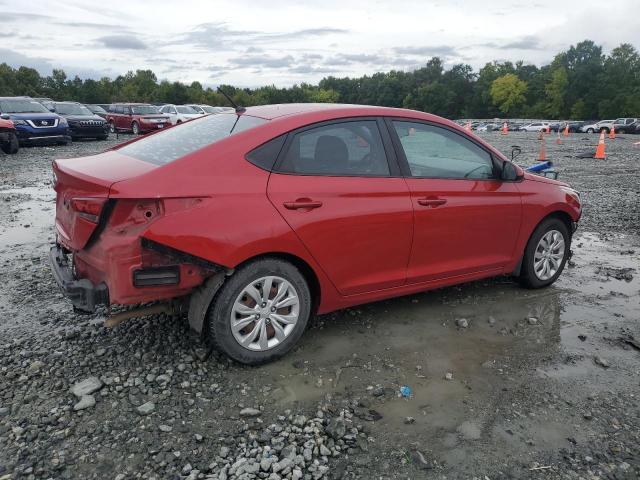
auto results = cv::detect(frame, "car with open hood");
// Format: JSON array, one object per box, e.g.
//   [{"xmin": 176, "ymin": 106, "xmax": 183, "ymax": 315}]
[{"xmin": 50, "ymin": 103, "xmax": 582, "ymax": 364}]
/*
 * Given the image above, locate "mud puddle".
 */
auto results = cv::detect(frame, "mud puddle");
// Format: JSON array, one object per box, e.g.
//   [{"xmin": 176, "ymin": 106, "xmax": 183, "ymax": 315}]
[{"xmin": 0, "ymin": 185, "xmax": 55, "ymax": 250}]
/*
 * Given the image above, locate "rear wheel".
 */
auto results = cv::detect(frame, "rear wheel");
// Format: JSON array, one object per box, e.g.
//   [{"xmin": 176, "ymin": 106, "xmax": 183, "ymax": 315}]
[
  {"xmin": 109, "ymin": 121, "xmax": 116, "ymax": 133},
  {"xmin": 586, "ymin": 128, "xmax": 594, "ymax": 133},
  {"xmin": 131, "ymin": 121, "xmax": 140, "ymax": 135},
  {"xmin": 1, "ymin": 133, "xmax": 19, "ymax": 154},
  {"xmin": 519, "ymin": 218, "xmax": 570, "ymax": 288},
  {"xmin": 207, "ymin": 258, "xmax": 311, "ymax": 364}
]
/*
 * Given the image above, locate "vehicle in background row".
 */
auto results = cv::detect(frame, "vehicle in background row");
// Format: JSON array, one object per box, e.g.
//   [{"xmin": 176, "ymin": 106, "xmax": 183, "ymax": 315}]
[
  {"xmin": 158, "ymin": 104, "xmax": 202, "ymax": 125},
  {"xmin": 187, "ymin": 105, "xmax": 231, "ymax": 115},
  {"xmin": 44, "ymin": 102, "xmax": 109, "ymax": 140},
  {"xmin": 476, "ymin": 123, "xmax": 499, "ymax": 132},
  {"xmin": 106, "ymin": 103, "xmax": 170, "ymax": 135},
  {"xmin": 612, "ymin": 117, "xmax": 639, "ymax": 133},
  {"xmin": 0, "ymin": 116, "xmax": 19, "ymax": 154},
  {"xmin": 85, "ymin": 104, "xmax": 109, "ymax": 119},
  {"xmin": 0, "ymin": 97, "xmax": 70, "ymax": 145},
  {"xmin": 521, "ymin": 122, "xmax": 550, "ymax": 132},
  {"xmin": 580, "ymin": 120, "xmax": 614, "ymax": 133},
  {"xmin": 558, "ymin": 121, "xmax": 585, "ymax": 133},
  {"xmin": 507, "ymin": 122, "xmax": 523, "ymax": 131},
  {"xmin": 50, "ymin": 103, "xmax": 581, "ymax": 364}
]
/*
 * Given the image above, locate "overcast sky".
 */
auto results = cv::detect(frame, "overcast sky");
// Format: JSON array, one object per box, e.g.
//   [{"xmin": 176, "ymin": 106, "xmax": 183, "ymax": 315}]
[{"xmin": 1, "ymin": 0, "xmax": 639, "ymax": 87}]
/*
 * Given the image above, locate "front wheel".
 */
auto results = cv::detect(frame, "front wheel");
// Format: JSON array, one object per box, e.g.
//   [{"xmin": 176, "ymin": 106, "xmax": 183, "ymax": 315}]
[
  {"xmin": 207, "ymin": 258, "xmax": 311, "ymax": 364},
  {"xmin": 109, "ymin": 121, "xmax": 116, "ymax": 133},
  {"xmin": 519, "ymin": 218, "xmax": 570, "ymax": 288},
  {"xmin": 1, "ymin": 133, "xmax": 19, "ymax": 154},
  {"xmin": 586, "ymin": 128, "xmax": 594, "ymax": 133},
  {"xmin": 131, "ymin": 121, "xmax": 140, "ymax": 135}
]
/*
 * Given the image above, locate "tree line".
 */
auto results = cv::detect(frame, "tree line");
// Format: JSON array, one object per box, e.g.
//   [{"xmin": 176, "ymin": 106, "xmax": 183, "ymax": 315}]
[{"xmin": 1, "ymin": 40, "xmax": 638, "ymax": 120}]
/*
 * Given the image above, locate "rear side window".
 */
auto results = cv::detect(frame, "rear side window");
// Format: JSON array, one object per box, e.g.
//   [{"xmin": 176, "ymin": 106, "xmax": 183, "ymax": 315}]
[
  {"xmin": 392, "ymin": 121, "xmax": 495, "ymax": 180},
  {"xmin": 278, "ymin": 120, "xmax": 390, "ymax": 176},
  {"xmin": 246, "ymin": 135, "xmax": 287, "ymax": 171},
  {"xmin": 117, "ymin": 113, "xmax": 267, "ymax": 165}
]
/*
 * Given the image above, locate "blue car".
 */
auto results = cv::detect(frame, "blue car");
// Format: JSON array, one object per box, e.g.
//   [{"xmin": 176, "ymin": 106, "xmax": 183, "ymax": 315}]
[{"xmin": 0, "ymin": 96, "xmax": 71, "ymax": 145}]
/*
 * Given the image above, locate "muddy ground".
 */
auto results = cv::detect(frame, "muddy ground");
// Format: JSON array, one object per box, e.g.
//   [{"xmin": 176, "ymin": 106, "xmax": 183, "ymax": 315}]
[{"xmin": 0, "ymin": 131, "xmax": 638, "ymax": 480}]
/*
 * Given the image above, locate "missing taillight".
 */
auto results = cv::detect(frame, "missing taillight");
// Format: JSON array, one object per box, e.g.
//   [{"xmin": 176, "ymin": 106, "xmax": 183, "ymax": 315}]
[{"xmin": 70, "ymin": 197, "xmax": 107, "ymax": 223}]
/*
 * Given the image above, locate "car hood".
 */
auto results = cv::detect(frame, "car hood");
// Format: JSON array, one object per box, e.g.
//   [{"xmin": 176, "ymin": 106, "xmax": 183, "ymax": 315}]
[
  {"xmin": 8, "ymin": 112, "xmax": 60, "ymax": 120},
  {"xmin": 64, "ymin": 114, "xmax": 106, "ymax": 122},
  {"xmin": 523, "ymin": 171, "xmax": 569, "ymax": 187}
]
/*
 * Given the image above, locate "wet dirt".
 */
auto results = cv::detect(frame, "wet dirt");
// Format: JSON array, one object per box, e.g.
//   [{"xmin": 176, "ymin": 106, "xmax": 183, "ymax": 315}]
[{"xmin": 0, "ymin": 133, "xmax": 639, "ymax": 479}]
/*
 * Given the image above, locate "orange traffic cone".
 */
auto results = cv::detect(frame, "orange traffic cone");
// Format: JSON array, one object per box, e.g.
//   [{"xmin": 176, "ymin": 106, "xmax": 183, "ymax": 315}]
[
  {"xmin": 563, "ymin": 125, "xmax": 569, "ymax": 136},
  {"xmin": 538, "ymin": 135, "xmax": 547, "ymax": 161},
  {"xmin": 595, "ymin": 131, "xmax": 606, "ymax": 159},
  {"xmin": 501, "ymin": 122, "xmax": 508, "ymax": 135},
  {"xmin": 464, "ymin": 122, "xmax": 472, "ymax": 132},
  {"xmin": 556, "ymin": 130, "xmax": 562, "ymax": 145},
  {"xmin": 609, "ymin": 126, "xmax": 616, "ymax": 139}
]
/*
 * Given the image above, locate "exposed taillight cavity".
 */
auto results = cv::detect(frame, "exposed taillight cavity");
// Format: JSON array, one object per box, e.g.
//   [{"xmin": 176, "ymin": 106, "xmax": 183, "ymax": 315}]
[{"xmin": 70, "ymin": 197, "xmax": 107, "ymax": 223}]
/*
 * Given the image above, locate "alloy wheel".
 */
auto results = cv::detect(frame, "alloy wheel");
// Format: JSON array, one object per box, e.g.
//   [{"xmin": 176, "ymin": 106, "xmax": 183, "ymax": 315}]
[
  {"xmin": 230, "ymin": 276, "xmax": 300, "ymax": 351},
  {"xmin": 533, "ymin": 230, "xmax": 565, "ymax": 281}
]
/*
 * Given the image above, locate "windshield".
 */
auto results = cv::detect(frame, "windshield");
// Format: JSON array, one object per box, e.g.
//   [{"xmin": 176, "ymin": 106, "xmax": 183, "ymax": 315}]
[
  {"xmin": 56, "ymin": 103, "xmax": 93, "ymax": 115},
  {"xmin": 201, "ymin": 106, "xmax": 218, "ymax": 113},
  {"xmin": 117, "ymin": 113, "xmax": 267, "ymax": 165},
  {"xmin": 87, "ymin": 104, "xmax": 107, "ymax": 113},
  {"xmin": 176, "ymin": 106, "xmax": 198, "ymax": 114},
  {"xmin": 131, "ymin": 105, "xmax": 159, "ymax": 115},
  {"xmin": 0, "ymin": 99, "xmax": 50, "ymax": 114}
]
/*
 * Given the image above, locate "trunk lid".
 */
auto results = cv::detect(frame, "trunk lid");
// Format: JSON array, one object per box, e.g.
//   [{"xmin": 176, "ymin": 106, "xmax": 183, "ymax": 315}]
[{"xmin": 53, "ymin": 150, "xmax": 156, "ymax": 250}]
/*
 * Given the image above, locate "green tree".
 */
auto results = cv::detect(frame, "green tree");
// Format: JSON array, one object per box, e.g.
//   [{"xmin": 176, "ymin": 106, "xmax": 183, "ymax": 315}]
[
  {"xmin": 545, "ymin": 67, "xmax": 568, "ymax": 118},
  {"xmin": 490, "ymin": 74, "xmax": 528, "ymax": 115}
]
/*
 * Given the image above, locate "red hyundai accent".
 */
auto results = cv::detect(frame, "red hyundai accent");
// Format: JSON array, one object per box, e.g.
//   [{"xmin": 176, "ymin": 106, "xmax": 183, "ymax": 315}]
[{"xmin": 50, "ymin": 104, "xmax": 581, "ymax": 364}]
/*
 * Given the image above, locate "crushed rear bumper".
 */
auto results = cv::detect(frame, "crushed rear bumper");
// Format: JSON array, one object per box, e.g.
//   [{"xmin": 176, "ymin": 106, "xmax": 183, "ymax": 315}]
[{"xmin": 49, "ymin": 245, "xmax": 109, "ymax": 312}]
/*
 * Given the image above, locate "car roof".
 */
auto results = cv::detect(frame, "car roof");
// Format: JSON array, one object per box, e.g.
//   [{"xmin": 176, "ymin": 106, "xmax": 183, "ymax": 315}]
[{"xmin": 242, "ymin": 103, "xmax": 449, "ymax": 123}]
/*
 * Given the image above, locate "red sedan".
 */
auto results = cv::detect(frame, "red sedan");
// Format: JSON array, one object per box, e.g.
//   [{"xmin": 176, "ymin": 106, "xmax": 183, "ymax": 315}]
[{"xmin": 50, "ymin": 104, "xmax": 581, "ymax": 364}]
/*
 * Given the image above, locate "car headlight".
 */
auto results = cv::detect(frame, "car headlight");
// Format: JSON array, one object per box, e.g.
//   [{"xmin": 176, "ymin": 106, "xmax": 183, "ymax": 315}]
[
  {"xmin": 13, "ymin": 119, "xmax": 27, "ymax": 125},
  {"xmin": 560, "ymin": 186, "xmax": 581, "ymax": 204},
  {"xmin": 58, "ymin": 117, "xmax": 68, "ymax": 126}
]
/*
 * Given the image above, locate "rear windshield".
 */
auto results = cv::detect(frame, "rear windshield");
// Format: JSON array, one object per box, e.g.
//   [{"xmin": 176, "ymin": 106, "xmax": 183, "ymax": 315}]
[
  {"xmin": 131, "ymin": 105, "xmax": 159, "ymax": 115},
  {"xmin": 0, "ymin": 99, "xmax": 49, "ymax": 114},
  {"xmin": 117, "ymin": 113, "xmax": 267, "ymax": 165}
]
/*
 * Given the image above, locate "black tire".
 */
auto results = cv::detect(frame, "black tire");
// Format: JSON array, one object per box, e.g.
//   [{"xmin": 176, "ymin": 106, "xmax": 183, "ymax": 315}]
[
  {"xmin": 1, "ymin": 133, "xmax": 19, "ymax": 154},
  {"xmin": 132, "ymin": 121, "xmax": 140, "ymax": 135},
  {"xmin": 519, "ymin": 217, "xmax": 571, "ymax": 289},
  {"xmin": 586, "ymin": 128, "xmax": 594, "ymax": 133},
  {"xmin": 56, "ymin": 140, "xmax": 69, "ymax": 146},
  {"xmin": 97, "ymin": 135, "xmax": 108, "ymax": 140},
  {"xmin": 206, "ymin": 258, "xmax": 312, "ymax": 365},
  {"xmin": 109, "ymin": 121, "xmax": 116, "ymax": 133}
]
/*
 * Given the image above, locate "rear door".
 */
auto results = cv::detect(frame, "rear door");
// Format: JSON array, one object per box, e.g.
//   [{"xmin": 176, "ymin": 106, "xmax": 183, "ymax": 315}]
[
  {"xmin": 267, "ymin": 118, "xmax": 413, "ymax": 296},
  {"xmin": 387, "ymin": 119, "xmax": 522, "ymax": 283}
]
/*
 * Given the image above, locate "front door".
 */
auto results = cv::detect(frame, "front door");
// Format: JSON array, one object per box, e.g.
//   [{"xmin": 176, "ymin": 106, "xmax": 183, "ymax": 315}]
[
  {"xmin": 267, "ymin": 119, "xmax": 413, "ymax": 296},
  {"xmin": 388, "ymin": 120, "xmax": 522, "ymax": 284}
]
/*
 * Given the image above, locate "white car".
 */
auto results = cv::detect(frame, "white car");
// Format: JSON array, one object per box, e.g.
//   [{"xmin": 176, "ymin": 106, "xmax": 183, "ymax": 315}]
[
  {"xmin": 187, "ymin": 104, "xmax": 232, "ymax": 115},
  {"xmin": 521, "ymin": 122, "xmax": 550, "ymax": 132},
  {"xmin": 580, "ymin": 120, "xmax": 614, "ymax": 133},
  {"xmin": 158, "ymin": 104, "xmax": 202, "ymax": 125}
]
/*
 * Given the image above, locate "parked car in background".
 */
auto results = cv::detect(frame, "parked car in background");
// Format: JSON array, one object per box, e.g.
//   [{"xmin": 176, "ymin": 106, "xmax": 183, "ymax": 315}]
[
  {"xmin": 521, "ymin": 122, "xmax": 550, "ymax": 132},
  {"xmin": 187, "ymin": 104, "xmax": 230, "ymax": 114},
  {"xmin": 507, "ymin": 122, "xmax": 523, "ymax": 131},
  {"xmin": 559, "ymin": 121, "xmax": 585, "ymax": 133},
  {"xmin": 50, "ymin": 104, "xmax": 581, "ymax": 364},
  {"xmin": 106, "ymin": 103, "xmax": 170, "ymax": 135},
  {"xmin": 158, "ymin": 104, "xmax": 202, "ymax": 125},
  {"xmin": 85, "ymin": 104, "xmax": 109, "ymax": 119},
  {"xmin": 580, "ymin": 120, "xmax": 614, "ymax": 133},
  {"xmin": 46, "ymin": 102, "xmax": 109, "ymax": 140},
  {"xmin": 0, "ymin": 96, "xmax": 70, "ymax": 145},
  {"xmin": 0, "ymin": 116, "xmax": 19, "ymax": 154},
  {"xmin": 476, "ymin": 123, "xmax": 499, "ymax": 132},
  {"xmin": 612, "ymin": 117, "xmax": 639, "ymax": 133}
]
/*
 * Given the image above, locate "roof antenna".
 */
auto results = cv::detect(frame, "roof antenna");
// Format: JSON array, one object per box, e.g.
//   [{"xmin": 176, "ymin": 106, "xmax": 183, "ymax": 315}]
[{"xmin": 217, "ymin": 87, "xmax": 246, "ymax": 113}]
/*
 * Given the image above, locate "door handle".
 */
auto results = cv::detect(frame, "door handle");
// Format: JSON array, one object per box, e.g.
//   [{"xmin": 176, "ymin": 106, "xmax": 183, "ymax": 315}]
[
  {"xmin": 417, "ymin": 198, "xmax": 447, "ymax": 207},
  {"xmin": 283, "ymin": 199, "xmax": 323, "ymax": 210}
]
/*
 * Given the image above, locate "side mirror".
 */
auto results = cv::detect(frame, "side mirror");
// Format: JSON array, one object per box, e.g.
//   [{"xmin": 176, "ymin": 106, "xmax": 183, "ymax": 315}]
[
  {"xmin": 501, "ymin": 161, "xmax": 524, "ymax": 181},
  {"xmin": 0, "ymin": 114, "xmax": 10, "ymax": 120},
  {"xmin": 511, "ymin": 145, "xmax": 522, "ymax": 161}
]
